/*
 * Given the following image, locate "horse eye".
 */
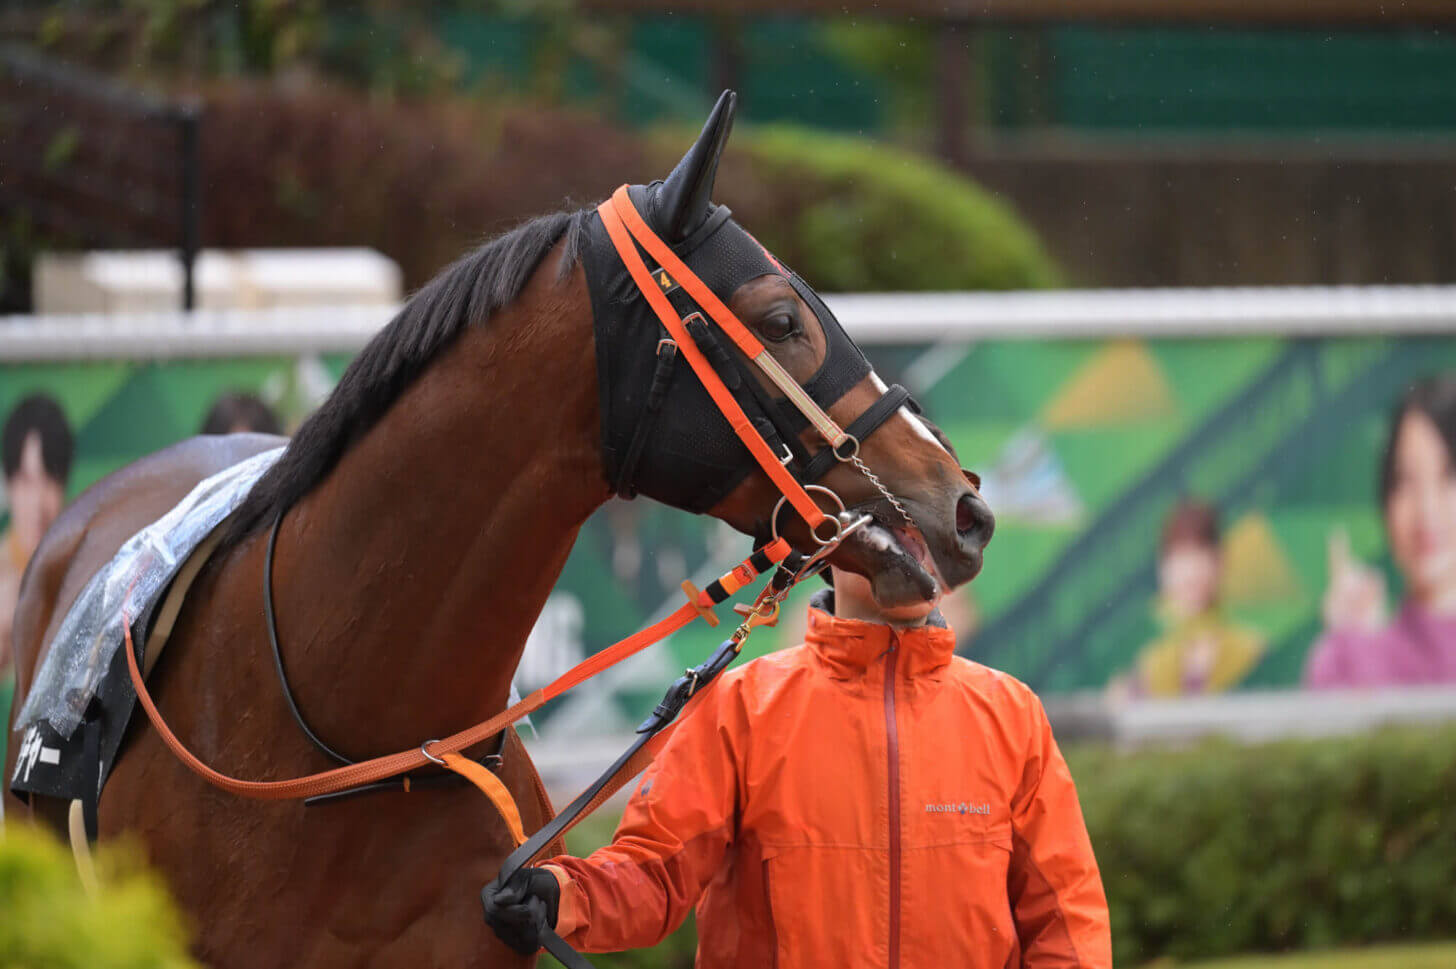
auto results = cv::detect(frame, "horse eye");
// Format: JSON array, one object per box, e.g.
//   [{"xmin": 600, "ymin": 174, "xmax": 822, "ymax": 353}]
[{"xmin": 761, "ymin": 311, "xmax": 797, "ymax": 342}]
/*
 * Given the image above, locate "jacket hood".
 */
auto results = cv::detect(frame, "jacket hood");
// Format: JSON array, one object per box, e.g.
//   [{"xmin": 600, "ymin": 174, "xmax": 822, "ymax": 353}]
[{"xmin": 804, "ymin": 589, "xmax": 956, "ymax": 680}]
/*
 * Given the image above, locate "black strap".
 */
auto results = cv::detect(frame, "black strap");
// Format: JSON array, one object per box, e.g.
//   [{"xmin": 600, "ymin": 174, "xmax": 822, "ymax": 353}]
[
  {"xmin": 692, "ymin": 314, "xmax": 817, "ymax": 465},
  {"xmin": 265, "ymin": 515, "xmax": 356, "ymax": 765},
  {"xmin": 799, "ymin": 383, "xmax": 914, "ymax": 483},
  {"xmin": 676, "ymin": 315, "xmax": 912, "ymax": 485},
  {"xmin": 81, "ymin": 713, "xmax": 102, "ymax": 843},
  {"xmin": 302, "ymin": 729, "xmax": 508, "ymax": 807},
  {"xmin": 613, "ymin": 340, "xmax": 679, "ymax": 498},
  {"xmin": 266, "ymin": 513, "xmax": 510, "ymax": 804},
  {"xmin": 682, "ymin": 314, "xmax": 797, "ymax": 466}
]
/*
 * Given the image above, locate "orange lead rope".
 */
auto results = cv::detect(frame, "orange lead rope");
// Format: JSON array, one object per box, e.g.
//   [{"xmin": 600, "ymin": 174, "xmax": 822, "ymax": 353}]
[
  {"xmin": 121, "ymin": 538, "xmax": 792, "ymax": 801},
  {"xmin": 439, "ymin": 752, "xmax": 527, "ymax": 847}
]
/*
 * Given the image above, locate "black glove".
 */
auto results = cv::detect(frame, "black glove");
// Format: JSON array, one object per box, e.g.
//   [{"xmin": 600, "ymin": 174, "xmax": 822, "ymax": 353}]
[{"xmin": 481, "ymin": 866, "xmax": 562, "ymax": 955}]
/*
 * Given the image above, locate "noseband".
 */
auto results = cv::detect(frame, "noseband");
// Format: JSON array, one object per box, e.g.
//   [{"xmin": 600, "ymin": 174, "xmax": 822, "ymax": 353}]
[{"xmin": 598, "ymin": 186, "xmax": 918, "ymax": 540}]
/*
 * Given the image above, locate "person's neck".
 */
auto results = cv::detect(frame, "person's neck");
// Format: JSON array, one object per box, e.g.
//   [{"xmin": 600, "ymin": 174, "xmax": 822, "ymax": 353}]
[{"xmin": 833, "ymin": 596, "xmax": 931, "ymax": 630}]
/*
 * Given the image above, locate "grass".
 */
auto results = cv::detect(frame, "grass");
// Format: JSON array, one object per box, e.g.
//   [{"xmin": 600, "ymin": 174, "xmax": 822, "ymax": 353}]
[{"xmin": 1177, "ymin": 941, "xmax": 1456, "ymax": 969}]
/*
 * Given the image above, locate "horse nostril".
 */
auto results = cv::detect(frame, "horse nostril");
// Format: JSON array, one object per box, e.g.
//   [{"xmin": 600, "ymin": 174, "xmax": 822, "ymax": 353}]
[
  {"xmin": 956, "ymin": 494, "xmax": 978, "ymax": 535},
  {"xmin": 955, "ymin": 493, "xmax": 995, "ymax": 549}
]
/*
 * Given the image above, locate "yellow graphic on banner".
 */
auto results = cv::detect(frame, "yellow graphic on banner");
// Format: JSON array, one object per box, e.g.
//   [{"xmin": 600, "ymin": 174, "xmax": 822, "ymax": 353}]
[
  {"xmin": 1042, "ymin": 340, "xmax": 1175, "ymax": 429},
  {"xmin": 1220, "ymin": 511, "xmax": 1301, "ymax": 607}
]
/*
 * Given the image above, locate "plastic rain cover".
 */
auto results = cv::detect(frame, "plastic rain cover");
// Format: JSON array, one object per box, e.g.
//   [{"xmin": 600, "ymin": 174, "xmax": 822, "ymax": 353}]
[{"xmin": 16, "ymin": 447, "xmax": 285, "ymax": 738}]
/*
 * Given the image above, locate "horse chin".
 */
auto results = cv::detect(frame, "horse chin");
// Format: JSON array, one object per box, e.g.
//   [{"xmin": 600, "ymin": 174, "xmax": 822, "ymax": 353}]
[{"xmin": 832, "ymin": 519, "xmax": 944, "ymax": 611}]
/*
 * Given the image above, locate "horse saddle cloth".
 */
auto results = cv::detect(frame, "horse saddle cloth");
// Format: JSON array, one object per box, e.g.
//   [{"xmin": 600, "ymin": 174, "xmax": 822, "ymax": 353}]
[{"xmin": 8, "ymin": 523, "xmax": 225, "ymax": 824}]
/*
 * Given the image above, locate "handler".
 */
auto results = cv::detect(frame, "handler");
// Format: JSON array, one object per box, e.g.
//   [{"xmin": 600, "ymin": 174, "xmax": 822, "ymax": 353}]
[{"xmin": 483, "ymin": 565, "xmax": 1111, "ymax": 968}]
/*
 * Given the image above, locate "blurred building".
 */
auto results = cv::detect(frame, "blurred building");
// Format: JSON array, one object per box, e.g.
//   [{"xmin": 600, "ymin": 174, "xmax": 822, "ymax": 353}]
[{"xmin": 34, "ymin": 248, "xmax": 401, "ymax": 314}]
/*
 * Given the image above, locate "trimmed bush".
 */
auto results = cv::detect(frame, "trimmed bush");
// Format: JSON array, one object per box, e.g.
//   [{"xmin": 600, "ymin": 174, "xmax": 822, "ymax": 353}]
[
  {"xmin": 715, "ymin": 126, "xmax": 1061, "ymax": 292},
  {"xmin": 0, "ymin": 824, "xmax": 197, "ymax": 968},
  {"xmin": 199, "ymin": 84, "xmax": 1057, "ymax": 294},
  {"xmin": 1183, "ymin": 941, "xmax": 1456, "ymax": 969},
  {"xmin": 1072, "ymin": 725, "xmax": 1456, "ymax": 966}
]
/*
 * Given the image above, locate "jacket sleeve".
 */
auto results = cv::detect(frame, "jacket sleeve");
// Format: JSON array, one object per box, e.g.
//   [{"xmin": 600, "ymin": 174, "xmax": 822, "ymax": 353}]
[
  {"xmin": 545, "ymin": 677, "xmax": 742, "ymax": 953},
  {"xmin": 1007, "ymin": 693, "xmax": 1112, "ymax": 969}
]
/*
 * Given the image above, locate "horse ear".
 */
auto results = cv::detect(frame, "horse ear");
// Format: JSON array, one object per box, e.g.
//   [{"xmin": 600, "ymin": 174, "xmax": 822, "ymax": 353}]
[{"xmin": 656, "ymin": 90, "xmax": 737, "ymax": 243}]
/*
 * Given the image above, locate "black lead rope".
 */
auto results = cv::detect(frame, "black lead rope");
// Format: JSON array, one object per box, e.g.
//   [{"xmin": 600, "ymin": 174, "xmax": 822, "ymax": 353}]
[
  {"xmin": 540, "ymin": 930, "xmax": 597, "ymax": 969},
  {"xmin": 494, "ymin": 635, "xmax": 746, "ymax": 886},
  {"xmin": 488, "ymin": 635, "xmax": 746, "ymax": 969},
  {"xmin": 488, "ymin": 555, "xmax": 810, "ymax": 967}
]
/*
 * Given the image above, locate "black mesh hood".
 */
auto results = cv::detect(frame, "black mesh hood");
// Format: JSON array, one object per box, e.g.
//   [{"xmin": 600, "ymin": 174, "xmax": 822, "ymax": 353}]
[{"xmin": 583, "ymin": 183, "xmax": 871, "ymax": 513}]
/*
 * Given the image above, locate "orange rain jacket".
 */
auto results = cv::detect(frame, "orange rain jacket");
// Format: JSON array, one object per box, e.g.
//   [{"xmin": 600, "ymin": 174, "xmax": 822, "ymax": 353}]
[{"xmin": 547, "ymin": 596, "xmax": 1112, "ymax": 968}]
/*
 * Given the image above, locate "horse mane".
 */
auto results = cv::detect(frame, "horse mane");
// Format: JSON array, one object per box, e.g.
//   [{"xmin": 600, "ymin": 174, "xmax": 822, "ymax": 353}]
[{"xmin": 225, "ymin": 208, "xmax": 588, "ymax": 545}]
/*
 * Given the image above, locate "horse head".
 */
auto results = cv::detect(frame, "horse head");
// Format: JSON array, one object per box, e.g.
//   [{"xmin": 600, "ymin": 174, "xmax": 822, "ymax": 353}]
[{"xmin": 582, "ymin": 91, "xmax": 994, "ymax": 610}]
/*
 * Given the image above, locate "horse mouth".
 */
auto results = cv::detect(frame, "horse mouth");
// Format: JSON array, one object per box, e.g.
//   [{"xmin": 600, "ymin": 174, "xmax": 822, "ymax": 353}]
[{"xmin": 834, "ymin": 510, "xmax": 961, "ymax": 610}]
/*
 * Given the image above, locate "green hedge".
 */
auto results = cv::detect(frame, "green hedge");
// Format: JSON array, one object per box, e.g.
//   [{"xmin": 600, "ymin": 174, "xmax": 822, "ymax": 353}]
[
  {"xmin": 0, "ymin": 824, "xmax": 197, "ymax": 968},
  {"xmin": 549, "ymin": 724, "xmax": 1456, "ymax": 969},
  {"xmin": 1074, "ymin": 725, "xmax": 1456, "ymax": 966},
  {"xmin": 1183, "ymin": 941, "xmax": 1456, "ymax": 969},
  {"xmin": 715, "ymin": 126, "xmax": 1061, "ymax": 292},
  {"xmin": 198, "ymin": 85, "xmax": 1056, "ymax": 296}
]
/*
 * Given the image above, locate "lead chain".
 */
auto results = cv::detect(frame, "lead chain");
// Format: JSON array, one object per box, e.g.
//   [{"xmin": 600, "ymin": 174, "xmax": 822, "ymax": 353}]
[{"xmin": 849, "ymin": 454, "xmax": 919, "ymax": 533}]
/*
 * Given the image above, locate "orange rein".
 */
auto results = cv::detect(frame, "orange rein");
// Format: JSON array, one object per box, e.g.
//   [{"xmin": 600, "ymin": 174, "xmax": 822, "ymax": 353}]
[{"xmin": 123, "ymin": 537, "xmax": 791, "ymax": 802}]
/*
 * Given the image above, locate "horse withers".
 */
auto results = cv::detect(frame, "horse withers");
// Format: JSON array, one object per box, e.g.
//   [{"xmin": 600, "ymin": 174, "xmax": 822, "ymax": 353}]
[{"xmin": 5, "ymin": 91, "xmax": 992, "ymax": 967}]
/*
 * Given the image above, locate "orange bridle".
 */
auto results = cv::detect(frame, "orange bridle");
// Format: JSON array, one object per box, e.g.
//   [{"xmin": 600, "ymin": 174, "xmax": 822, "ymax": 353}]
[{"xmin": 599, "ymin": 186, "xmax": 863, "ymax": 540}]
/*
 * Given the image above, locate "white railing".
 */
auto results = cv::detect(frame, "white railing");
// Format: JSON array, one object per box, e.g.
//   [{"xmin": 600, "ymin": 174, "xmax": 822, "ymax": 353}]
[
  {"xmin": 1044, "ymin": 685, "xmax": 1456, "ymax": 748},
  {"xmin": 525, "ymin": 687, "xmax": 1456, "ymax": 801},
  {"xmin": 5, "ymin": 285, "xmax": 1456, "ymax": 360}
]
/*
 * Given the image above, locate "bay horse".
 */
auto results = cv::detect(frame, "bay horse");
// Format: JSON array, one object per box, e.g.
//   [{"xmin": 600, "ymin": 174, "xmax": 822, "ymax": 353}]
[{"xmin": 4, "ymin": 92, "xmax": 992, "ymax": 966}]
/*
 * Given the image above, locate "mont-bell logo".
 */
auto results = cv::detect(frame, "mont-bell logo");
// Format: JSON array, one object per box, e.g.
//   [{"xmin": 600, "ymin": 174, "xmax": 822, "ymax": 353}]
[{"xmin": 925, "ymin": 800, "xmax": 991, "ymax": 816}]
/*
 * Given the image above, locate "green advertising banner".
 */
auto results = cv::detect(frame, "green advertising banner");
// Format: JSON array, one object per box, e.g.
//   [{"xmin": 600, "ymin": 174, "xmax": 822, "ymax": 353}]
[{"xmin": 5, "ymin": 330, "xmax": 1456, "ymax": 751}]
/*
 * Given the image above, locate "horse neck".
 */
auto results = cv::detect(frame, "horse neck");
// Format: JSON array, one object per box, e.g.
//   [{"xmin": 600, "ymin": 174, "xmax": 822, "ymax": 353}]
[{"xmin": 268, "ymin": 256, "xmax": 608, "ymax": 755}]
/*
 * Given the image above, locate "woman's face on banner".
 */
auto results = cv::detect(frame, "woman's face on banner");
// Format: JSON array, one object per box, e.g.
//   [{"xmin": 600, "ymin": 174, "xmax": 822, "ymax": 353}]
[
  {"xmin": 6, "ymin": 431, "xmax": 65, "ymax": 562},
  {"xmin": 1159, "ymin": 540, "xmax": 1220, "ymax": 619},
  {"xmin": 1385, "ymin": 409, "xmax": 1456, "ymax": 604}
]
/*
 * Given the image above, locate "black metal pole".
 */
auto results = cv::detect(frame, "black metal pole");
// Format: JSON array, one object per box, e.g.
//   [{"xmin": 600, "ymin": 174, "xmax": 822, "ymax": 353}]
[
  {"xmin": 710, "ymin": 15, "xmax": 742, "ymax": 106},
  {"xmin": 177, "ymin": 104, "xmax": 201, "ymax": 312}
]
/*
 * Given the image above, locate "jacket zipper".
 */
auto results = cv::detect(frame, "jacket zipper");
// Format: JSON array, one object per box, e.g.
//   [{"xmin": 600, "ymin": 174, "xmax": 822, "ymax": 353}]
[
  {"xmin": 883, "ymin": 638, "xmax": 901, "ymax": 969},
  {"xmin": 763, "ymin": 859, "xmax": 780, "ymax": 969}
]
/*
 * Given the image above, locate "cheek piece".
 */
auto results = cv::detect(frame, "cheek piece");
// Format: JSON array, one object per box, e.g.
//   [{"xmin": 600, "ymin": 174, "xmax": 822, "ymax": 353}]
[{"xmin": 583, "ymin": 182, "xmax": 915, "ymax": 515}]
